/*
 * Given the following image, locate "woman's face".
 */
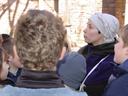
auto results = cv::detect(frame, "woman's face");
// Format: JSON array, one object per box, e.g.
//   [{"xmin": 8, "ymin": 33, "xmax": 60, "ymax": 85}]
[
  {"xmin": 83, "ymin": 20, "xmax": 104, "ymax": 45},
  {"xmin": 114, "ymin": 37, "xmax": 128, "ymax": 64}
]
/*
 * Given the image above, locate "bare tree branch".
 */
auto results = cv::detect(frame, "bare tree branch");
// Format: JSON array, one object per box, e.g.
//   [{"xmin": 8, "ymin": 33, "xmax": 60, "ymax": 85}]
[
  {"xmin": 0, "ymin": 0, "xmax": 15, "ymax": 19},
  {"xmin": 10, "ymin": 0, "xmax": 30, "ymax": 36},
  {"xmin": 21, "ymin": 0, "xmax": 30, "ymax": 15},
  {"xmin": 10, "ymin": 0, "xmax": 20, "ymax": 36},
  {"xmin": 44, "ymin": 0, "xmax": 56, "ymax": 13},
  {"xmin": 8, "ymin": 0, "xmax": 12, "ymax": 29}
]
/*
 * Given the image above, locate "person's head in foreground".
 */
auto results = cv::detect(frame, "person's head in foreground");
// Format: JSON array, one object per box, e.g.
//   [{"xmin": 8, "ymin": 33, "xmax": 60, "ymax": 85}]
[
  {"xmin": 114, "ymin": 24, "xmax": 128, "ymax": 64},
  {"xmin": 14, "ymin": 9, "xmax": 66, "ymax": 71},
  {"xmin": 103, "ymin": 24, "xmax": 128, "ymax": 96}
]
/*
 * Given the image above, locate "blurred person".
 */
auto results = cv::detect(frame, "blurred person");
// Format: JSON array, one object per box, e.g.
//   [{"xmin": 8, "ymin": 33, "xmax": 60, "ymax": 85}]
[
  {"xmin": 0, "ymin": 34, "xmax": 22, "ymax": 86},
  {"xmin": 103, "ymin": 24, "xmax": 128, "ymax": 96},
  {"xmin": 57, "ymin": 52, "xmax": 87, "ymax": 90},
  {"xmin": 0, "ymin": 48, "xmax": 9, "ymax": 81}
]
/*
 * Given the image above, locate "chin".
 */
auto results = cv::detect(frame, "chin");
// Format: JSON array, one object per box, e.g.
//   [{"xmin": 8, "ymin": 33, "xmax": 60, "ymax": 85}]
[
  {"xmin": 85, "ymin": 40, "xmax": 91, "ymax": 44},
  {"xmin": 84, "ymin": 38, "xmax": 91, "ymax": 43}
]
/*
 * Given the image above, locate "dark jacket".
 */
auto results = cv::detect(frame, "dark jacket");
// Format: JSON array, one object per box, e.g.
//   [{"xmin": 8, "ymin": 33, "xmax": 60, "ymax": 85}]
[
  {"xmin": 16, "ymin": 68, "xmax": 64, "ymax": 88},
  {"xmin": 78, "ymin": 42, "xmax": 116, "ymax": 96},
  {"xmin": 103, "ymin": 60, "xmax": 128, "ymax": 96},
  {"xmin": 0, "ymin": 68, "xmax": 22, "ymax": 86}
]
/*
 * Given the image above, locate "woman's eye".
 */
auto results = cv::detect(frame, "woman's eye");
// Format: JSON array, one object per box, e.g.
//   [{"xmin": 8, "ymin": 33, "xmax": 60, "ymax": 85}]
[
  {"xmin": 89, "ymin": 26, "xmax": 91, "ymax": 29},
  {"xmin": 88, "ymin": 24, "xmax": 93, "ymax": 29}
]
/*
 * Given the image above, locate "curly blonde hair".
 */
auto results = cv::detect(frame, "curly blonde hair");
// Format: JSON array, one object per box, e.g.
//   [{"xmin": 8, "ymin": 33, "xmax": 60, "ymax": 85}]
[{"xmin": 14, "ymin": 10, "xmax": 66, "ymax": 71}]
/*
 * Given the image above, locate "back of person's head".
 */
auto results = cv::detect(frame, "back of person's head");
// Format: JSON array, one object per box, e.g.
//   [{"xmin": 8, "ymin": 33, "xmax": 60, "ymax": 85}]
[
  {"xmin": 90, "ymin": 13, "xmax": 119, "ymax": 43},
  {"xmin": 119, "ymin": 24, "xmax": 128, "ymax": 47},
  {"xmin": 14, "ymin": 9, "xmax": 66, "ymax": 71}
]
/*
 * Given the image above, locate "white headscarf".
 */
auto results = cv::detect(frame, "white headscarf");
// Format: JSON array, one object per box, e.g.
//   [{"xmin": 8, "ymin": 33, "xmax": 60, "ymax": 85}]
[{"xmin": 90, "ymin": 13, "xmax": 119, "ymax": 43}]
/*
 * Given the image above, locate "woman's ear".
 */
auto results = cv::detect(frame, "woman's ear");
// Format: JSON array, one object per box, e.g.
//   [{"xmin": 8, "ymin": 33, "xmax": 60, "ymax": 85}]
[{"xmin": 98, "ymin": 31, "xmax": 101, "ymax": 34}]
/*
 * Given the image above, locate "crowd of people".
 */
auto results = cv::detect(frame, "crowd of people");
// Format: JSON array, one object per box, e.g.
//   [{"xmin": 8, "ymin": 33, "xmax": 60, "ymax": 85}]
[{"xmin": 0, "ymin": 9, "xmax": 128, "ymax": 96}]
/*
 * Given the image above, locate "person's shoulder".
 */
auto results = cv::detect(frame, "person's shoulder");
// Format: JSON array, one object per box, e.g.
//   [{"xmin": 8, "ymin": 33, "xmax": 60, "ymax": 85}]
[
  {"xmin": 78, "ymin": 45, "xmax": 88, "ymax": 54},
  {"xmin": 103, "ymin": 74, "xmax": 128, "ymax": 96},
  {"xmin": 0, "ymin": 85, "xmax": 5, "ymax": 89},
  {"xmin": 118, "ymin": 59, "xmax": 128, "ymax": 72},
  {"xmin": 104, "ymin": 53, "xmax": 115, "ymax": 62},
  {"xmin": 0, "ymin": 85, "xmax": 3, "ymax": 88},
  {"xmin": 122, "ymin": 59, "xmax": 128, "ymax": 65},
  {"xmin": 55, "ymin": 86, "xmax": 88, "ymax": 96},
  {"xmin": 0, "ymin": 86, "xmax": 88, "ymax": 96}
]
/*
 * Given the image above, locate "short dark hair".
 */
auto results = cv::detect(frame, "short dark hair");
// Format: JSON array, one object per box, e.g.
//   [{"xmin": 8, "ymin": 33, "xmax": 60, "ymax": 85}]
[{"xmin": 2, "ymin": 34, "xmax": 14, "ymax": 56}]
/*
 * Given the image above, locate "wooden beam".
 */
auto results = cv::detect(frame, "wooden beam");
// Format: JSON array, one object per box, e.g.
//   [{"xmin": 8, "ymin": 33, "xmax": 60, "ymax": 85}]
[
  {"xmin": 115, "ymin": 0, "xmax": 126, "ymax": 26},
  {"xmin": 54, "ymin": 0, "xmax": 59, "ymax": 13},
  {"xmin": 102, "ymin": 0, "xmax": 126, "ymax": 26}
]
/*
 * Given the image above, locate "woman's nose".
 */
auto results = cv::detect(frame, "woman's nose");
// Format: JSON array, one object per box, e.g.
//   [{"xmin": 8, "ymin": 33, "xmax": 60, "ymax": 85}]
[
  {"xmin": 83, "ymin": 29, "xmax": 86, "ymax": 33},
  {"xmin": 83, "ymin": 27, "xmax": 88, "ymax": 33}
]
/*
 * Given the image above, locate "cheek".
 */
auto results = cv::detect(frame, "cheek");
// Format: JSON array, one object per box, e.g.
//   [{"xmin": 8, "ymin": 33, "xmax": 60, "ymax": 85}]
[
  {"xmin": 114, "ymin": 42, "xmax": 123, "ymax": 52},
  {"xmin": 114, "ymin": 44, "xmax": 119, "ymax": 55},
  {"xmin": 114, "ymin": 43, "xmax": 122, "ymax": 62},
  {"xmin": 84, "ymin": 30, "xmax": 100, "ymax": 42}
]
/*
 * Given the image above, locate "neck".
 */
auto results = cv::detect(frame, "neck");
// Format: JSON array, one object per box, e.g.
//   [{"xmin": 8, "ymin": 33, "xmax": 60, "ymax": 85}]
[{"xmin": 92, "ymin": 40, "xmax": 104, "ymax": 46}]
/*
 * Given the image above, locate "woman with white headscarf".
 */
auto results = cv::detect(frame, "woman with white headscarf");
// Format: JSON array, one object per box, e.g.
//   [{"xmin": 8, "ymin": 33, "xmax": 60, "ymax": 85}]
[{"xmin": 78, "ymin": 13, "xmax": 119, "ymax": 96}]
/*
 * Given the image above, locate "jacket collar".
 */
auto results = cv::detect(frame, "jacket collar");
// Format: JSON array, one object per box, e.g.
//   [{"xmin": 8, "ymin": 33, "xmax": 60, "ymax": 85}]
[{"xmin": 84, "ymin": 41, "xmax": 116, "ymax": 56}]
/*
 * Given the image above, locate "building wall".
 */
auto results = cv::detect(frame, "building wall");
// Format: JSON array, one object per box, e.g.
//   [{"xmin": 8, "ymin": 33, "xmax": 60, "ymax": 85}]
[
  {"xmin": 115, "ymin": 0, "xmax": 125, "ymax": 26},
  {"xmin": 125, "ymin": 0, "xmax": 128, "ymax": 25},
  {"xmin": 102, "ymin": 0, "xmax": 115, "ymax": 15},
  {"xmin": 59, "ymin": 0, "xmax": 102, "ymax": 50}
]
